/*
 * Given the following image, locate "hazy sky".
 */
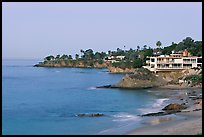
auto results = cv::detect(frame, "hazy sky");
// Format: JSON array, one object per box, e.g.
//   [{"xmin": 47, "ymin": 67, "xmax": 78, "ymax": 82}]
[{"xmin": 2, "ymin": 2, "xmax": 202, "ymax": 59}]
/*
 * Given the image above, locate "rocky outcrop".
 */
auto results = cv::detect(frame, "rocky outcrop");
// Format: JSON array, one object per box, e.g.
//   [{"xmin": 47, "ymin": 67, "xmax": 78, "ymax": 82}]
[
  {"xmin": 194, "ymin": 100, "xmax": 202, "ymax": 109},
  {"xmin": 157, "ymin": 71, "xmax": 184, "ymax": 84},
  {"xmin": 96, "ymin": 85, "xmax": 112, "ymax": 88},
  {"xmin": 141, "ymin": 103, "xmax": 187, "ymax": 117},
  {"xmin": 156, "ymin": 69, "xmax": 202, "ymax": 88},
  {"xmin": 112, "ymin": 68, "xmax": 167, "ymax": 89},
  {"xmin": 93, "ymin": 62, "xmax": 109, "ymax": 68},
  {"xmin": 108, "ymin": 66, "xmax": 135, "ymax": 73},
  {"xmin": 34, "ymin": 60, "xmax": 110, "ymax": 68},
  {"xmin": 162, "ymin": 103, "xmax": 187, "ymax": 111},
  {"xmin": 76, "ymin": 113, "xmax": 104, "ymax": 117},
  {"xmin": 141, "ymin": 112, "xmax": 167, "ymax": 117}
]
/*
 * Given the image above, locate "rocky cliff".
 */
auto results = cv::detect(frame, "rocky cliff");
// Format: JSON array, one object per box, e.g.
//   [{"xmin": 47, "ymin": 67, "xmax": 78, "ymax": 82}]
[
  {"xmin": 112, "ymin": 68, "xmax": 167, "ymax": 89},
  {"xmin": 34, "ymin": 60, "xmax": 110, "ymax": 68},
  {"xmin": 108, "ymin": 66, "xmax": 136, "ymax": 73},
  {"xmin": 110, "ymin": 68, "xmax": 202, "ymax": 89}
]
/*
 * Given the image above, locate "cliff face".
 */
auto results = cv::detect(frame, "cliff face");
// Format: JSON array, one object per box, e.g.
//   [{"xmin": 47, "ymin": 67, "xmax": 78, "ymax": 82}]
[
  {"xmin": 108, "ymin": 66, "xmax": 136, "ymax": 73},
  {"xmin": 93, "ymin": 62, "xmax": 109, "ymax": 68},
  {"xmin": 157, "ymin": 69, "xmax": 202, "ymax": 87},
  {"xmin": 111, "ymin": 68, "xmax": 202, "ymax": 89},
  {"xmin": 112, "ymin": 68, "xmax": 167, "ymax": 88},
  {"xmin": 156, "ymin": 71, "xmax": 185, "ymax": 84}
]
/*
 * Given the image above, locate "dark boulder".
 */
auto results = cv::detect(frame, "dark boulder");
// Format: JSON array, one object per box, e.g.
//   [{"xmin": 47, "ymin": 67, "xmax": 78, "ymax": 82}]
[
  {"xmin": 96, "ymin": 85, "xmax": 112, "ymax": 88},
  {"xmin": 77, "ymin": 113, "xmax": 104, "ymax": 117},
  {"xmin": 162, "ymin": 103, "xmax": 187, "ymax": 111},
  {"xmin": 141, "ymin": 112, "xmax": 165, "ymax": 117}
]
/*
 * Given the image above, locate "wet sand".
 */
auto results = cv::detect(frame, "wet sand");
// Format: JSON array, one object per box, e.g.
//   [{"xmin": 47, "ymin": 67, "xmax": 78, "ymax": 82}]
[
  {"xmin": 127, "ymin": 110, "xmax": 202, "ymax": 135},
  {"xmin": 126, "ymin": 87, "xmax": 202, "ymax": 135}
]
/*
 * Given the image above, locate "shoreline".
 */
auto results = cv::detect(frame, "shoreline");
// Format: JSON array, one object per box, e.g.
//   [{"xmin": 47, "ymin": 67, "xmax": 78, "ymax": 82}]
[
  {"xmin": 154, "ymin": 84, "xmax": 202, "ymax": 90},
  {"xmin": 124, "ymin": 87, "xmax": 202, "ymax": 135},
  {"xmin": 126, "ymin": 110, "xmax": 202, "ymax": 135}
]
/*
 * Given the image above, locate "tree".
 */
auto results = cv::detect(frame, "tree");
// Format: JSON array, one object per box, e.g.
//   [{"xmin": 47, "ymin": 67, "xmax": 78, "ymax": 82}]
[
  {"xmin": 84, "ymin": 49, "xmax": 94, "ymax": 60},
  {"xmin": 156, "ymin": 41, "xmax": 162, "ymax": 49},
  {"xmin": 108, "ymin": 50, "xmax": 112, "ymax": 55},
  {"xmin": 98, "ymin": 59, "xmax": 104, "ymax": 64},
  {"xmin": 139, "ymin": 52, "xmax": 145, "ymax": 61},
  {"xmin": 162, "ymin": 43, "xmax": 177, "ymax": 55},
  {"xmin": 44, "ymin": 55, "xmax": 54, "ymax": 61},
  {"xmin": 100, "ymin": 52, "xmax": 107, "ymax": 59},
  {"xmin": 80, "ymin": 49, "xmax": 84, "ymax": 58},
  {"xmin": 60, "ymin": 54, "xmax": 68, "ymax": 60},
  {"xmin": 143, "ymin": 45, "xmax": 147, "ymax": 50},
  {"xmin": 75, "ymin": 54, "xmax": 79, "ymax": 60},
  {"xmin": 137, "ymin": 45, "xmax": 140, "ymax": 51},
  {"xmin": 133, "ymin": 58, "xmax": 143, "ymax": 68},
  {"xmin": 68, "ymin": 55, "xmax": 72, "ymax": 60},
  {"xmin": 129, "ymin": 52, "xmax": 138, "ymax": 61},
  {"xmin": 173, "ymin": 37, "xmax": 201, "ymax": 56},
  {"xmin": 94, "ymin": 52, "xmax": 102, "ymax": 60},
  {"xmin": 143, "ymin": 48, "xmax": 153, "ymax": 57},
  {"xmin": 55, "ymin": 55, "xmax": 60, "ymax": 60},
  {"xmin": 183, "ymin": 37, "xmax": 194, "ymax": 44},
  {"xmin": 116, "ymin": 48, "xmax": 125, "ymax": 56}
]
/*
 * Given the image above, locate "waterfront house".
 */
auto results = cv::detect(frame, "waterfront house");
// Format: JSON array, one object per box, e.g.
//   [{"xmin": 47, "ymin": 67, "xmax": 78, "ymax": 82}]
[
  {"xmin": 143, "ymin": 50, "xmax": 202, "ymax": 72},
  {"xmin": 104, "ymin": 55, "xmax": 126, "ymax": 63}
]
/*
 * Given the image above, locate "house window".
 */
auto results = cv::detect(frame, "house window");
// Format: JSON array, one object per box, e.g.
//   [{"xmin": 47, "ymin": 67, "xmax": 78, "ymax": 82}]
[
  {"xmin": 197, "ymin": 58, "xmax": 202, "ymax": 63},
  {"xmin": 151, "ymin": 58, "xmax": 155, "ymax": 62},
  {"xmin": 191, "ymin": 59, "xmax": 196, "ymax": 63},
  {"xmin": 151, "ymin": 64, "xmax": 155, "ymax": 68}
]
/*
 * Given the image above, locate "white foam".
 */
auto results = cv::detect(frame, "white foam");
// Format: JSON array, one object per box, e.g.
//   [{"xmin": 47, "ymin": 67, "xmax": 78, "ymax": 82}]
[
  {"xmin": 138, "ymin": 108, "xmax": 160, "ymax": 114},
  {"xmin": 112, "ymin": 113, "xmax": 141, "ymax": 122},
  {"xmin": 55, "ymin": 70, "xmax": 60, "ymax": 73},
  {"xmin": 87, "ymin": 86, "xmax": 97, "ymax": 90},
  {"xmin": 138, "ymin": 98, "xmax": 169, "ymax": 114},
  {"xmin": 152, "ymin": 98, "xmax": 169, "ymax": 108}
]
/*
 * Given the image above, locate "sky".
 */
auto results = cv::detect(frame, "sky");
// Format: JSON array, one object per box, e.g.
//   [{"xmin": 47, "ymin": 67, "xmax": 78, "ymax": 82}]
[{"xmin": 2, "ymin": 2, "xmax": 202, "ymax": 59}]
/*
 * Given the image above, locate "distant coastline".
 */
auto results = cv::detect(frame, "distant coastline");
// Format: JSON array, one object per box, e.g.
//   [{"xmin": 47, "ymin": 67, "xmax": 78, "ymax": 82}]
[{"xmin": 34, "ymin": 37, "xmax": 202, "ymax": 73}]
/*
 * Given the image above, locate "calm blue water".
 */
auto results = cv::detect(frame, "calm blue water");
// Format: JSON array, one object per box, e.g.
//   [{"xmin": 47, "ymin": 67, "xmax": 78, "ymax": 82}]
[{"xmin": 2, "ymin": 59, "xmax": 165, "ymax": 135}]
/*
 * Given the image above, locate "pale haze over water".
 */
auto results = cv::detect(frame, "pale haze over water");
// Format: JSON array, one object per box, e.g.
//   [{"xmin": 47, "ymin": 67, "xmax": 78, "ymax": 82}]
[{"xmin": 2, "ymin": 2, "xmax": 202, "ymax": 59}]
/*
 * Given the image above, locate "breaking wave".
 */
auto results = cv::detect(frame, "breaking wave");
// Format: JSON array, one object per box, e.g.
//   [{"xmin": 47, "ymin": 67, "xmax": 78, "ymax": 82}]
[{"xmin": 112, "ymin": 113, "xmax": 141, "ymax": 122}]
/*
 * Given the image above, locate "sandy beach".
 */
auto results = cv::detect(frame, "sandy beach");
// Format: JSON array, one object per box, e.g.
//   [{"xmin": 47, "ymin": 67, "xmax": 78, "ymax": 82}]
[
  {"xmin": 127, "ymin": 111, "xmax": 202, "ymax": 135},
  {"xmin": 126, "ymin": 87, "xmax": 202, "ymax": 135}
]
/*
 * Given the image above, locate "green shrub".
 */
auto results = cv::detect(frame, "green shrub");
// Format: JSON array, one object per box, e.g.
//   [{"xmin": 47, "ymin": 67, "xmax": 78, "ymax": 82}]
[
  {"xmin": 185, "ymin": 74, "xmax": 202, "ymax": 84},
  {"xmin": 98, "ymin": 59, "xmax": 104, "ymax": 64},
  {"xmin": 133, "ymin": 58, "xmax": 143, "ymax": 68}
]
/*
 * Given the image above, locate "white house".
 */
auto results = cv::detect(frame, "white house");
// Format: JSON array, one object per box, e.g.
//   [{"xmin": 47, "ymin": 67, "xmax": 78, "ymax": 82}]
[
  {"xmin": 143, "ymin": 50, "xmax": 202, "ymax": 72},
  {"xmin": 104, "ymin": 55, "xmax": 126, "ymax": 63}
]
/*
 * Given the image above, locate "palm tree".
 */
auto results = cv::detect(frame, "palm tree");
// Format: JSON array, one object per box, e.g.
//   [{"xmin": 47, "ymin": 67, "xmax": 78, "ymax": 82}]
[
  {"xmin": 108, "ymin": 50, "xmax": 111, "ymax": 55},
  {"xmin": 75, "ymin": 54, "xmax": 79, "ymax": 60},
  {"xmin": 80, "ymin": 49, "xmax": 84, "ymax": 57},
  {"xmin": 156, "ymin": 41, "xmax": 162, "ymax": 49},
  {"xmin": 143, "ymin": 45, "xmax": 147, "ymax": 50},
  {"xmin": 137, "ymin": 46, "xmax": 140, "ymax": 51},
  {"xmin": 68, "ymin": 55, "xmax": 73, "ymax": 60},
  {"xmin": 55, "ymin": 55, "xmax": 60, "ymax": 60},
  {"xmin": 60, "ymin": 54, "xmax": 68, "ymax": 60},
  {"xmin": 44, "ymin": 55, "xmax": 54, "ymax": 61}
]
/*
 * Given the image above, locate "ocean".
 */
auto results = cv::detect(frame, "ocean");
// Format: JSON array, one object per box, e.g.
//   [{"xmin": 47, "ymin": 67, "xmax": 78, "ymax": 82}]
[{"xmin": 2, "ymin": 59, "xmax": 169, "ymax": 135}]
